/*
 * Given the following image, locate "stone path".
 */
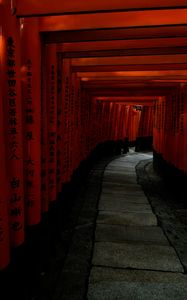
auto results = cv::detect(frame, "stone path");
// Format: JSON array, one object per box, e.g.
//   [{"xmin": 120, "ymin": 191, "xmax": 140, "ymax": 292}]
[{"xmin": 87, "ymin": 151, "xmax": 187, "ymax": 300}]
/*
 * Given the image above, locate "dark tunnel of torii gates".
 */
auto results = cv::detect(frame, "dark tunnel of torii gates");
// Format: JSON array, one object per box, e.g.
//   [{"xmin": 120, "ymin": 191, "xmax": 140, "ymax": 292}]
[{"xmin": 1, "ymin": 0, "xmax": 187, "ymax": 283}]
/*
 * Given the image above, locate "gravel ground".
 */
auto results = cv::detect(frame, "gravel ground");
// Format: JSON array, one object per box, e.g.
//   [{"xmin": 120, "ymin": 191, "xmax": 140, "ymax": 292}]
[{"xmin": 136, "ymin": 158, "xmax": 187, "ymax": 273}]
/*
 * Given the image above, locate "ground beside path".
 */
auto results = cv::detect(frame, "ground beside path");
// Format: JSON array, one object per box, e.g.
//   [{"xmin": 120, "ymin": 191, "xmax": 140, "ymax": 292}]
[
  {"xmin": 36, "ymin": 150, "xmax": 187, "ymax": 300},
  {"xmin": 87, "ymin": 151, "xmax": 187, "ymax": 300}
]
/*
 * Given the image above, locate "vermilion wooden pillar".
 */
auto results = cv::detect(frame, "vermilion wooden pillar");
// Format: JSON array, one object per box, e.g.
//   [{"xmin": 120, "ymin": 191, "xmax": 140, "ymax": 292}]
[
  {"xmin": 183, "ymin": 84, "xmax": 187, "ymax": 173},
  {"xmin": 41, "ymin": 43, "xmax": 49, "ymax": 212},
  {"xmin": 74, "ymin": 77, "xmax": 81, "ymax": 169},
  {"xmin": 62, "ymin": 59, "xmax": 71, "ymax": 183},
  {"xmin": 178, "ymin": 88, "xmax": 185, "ymax": 171},
  {"xmin": 1, "ymin": 0, "xmax": 24, "ymax": 247},
  {"xmin": 0, "ymin": 3, "xmax": 10, "ymax": 270},
  {"xmin": 20, "ymin": 18, "xmax": 41, "ymax": 224},
  {"xmin": 71, "ymin": 74, "xmax": 80, "ymax": 171},
  {"xmin": 56, "ymin": 51, "xmax": 63, "ymax": 193},
  {"xmin": 69, "ymin": 72, "xmax": 76, "ymax": 177},
  {"xmin": 45, "ymin": 44, "xmax": 57, "ymax": 202}
]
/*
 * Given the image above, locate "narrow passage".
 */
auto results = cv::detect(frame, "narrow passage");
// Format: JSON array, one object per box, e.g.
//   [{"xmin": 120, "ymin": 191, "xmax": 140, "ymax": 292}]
[{"xmin": 88, "ymin": 151, "xmax": 186, "ymax": 300}]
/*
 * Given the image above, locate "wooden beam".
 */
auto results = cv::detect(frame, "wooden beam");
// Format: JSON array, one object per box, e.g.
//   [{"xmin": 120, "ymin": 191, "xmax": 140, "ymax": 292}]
[
  {"xmin": 42, "ymin": 26, "xmax": 187, "ymax": 43},
  {"xmin": 114, "ymin": 102, "xmax": 155, "ymax": 106},
  {"xmin": 62, "ymin": 37, "xmax": 187, "ymax": 52},
  {"xmin": 82, "ymin": 83, "xmax": 179, "ymax": 90},
  {"xmin": 71, "ymin": 54, "xmax": 187, "ymax": 66},
  {"xmin": 72, "ymin": 64, "xmax": 187, "ymax": 72},
  {"xmin": 15, "ymin": 0, "xmax": 187, "ymax": 17},
  {"xmin": 99, "ymin": 100, "xmax": 155, "ymax": 106},
  {"xmin": 77, "ymin": 70, "xmax": 187, "ymax": 78},
  {"xmin": 64, "ymin": 47, "xmax": 187, "ymax": 58},
  {"xmin": 39, "ymin": 9, "xmax": 187, "ymax": 32},
  {"xmin": 96, "ymin": 96, "xmax": 154, "ymax": 101},
  {"xmin": 88, "ymin": 88, "xmax": 177, "ymax": 97}
]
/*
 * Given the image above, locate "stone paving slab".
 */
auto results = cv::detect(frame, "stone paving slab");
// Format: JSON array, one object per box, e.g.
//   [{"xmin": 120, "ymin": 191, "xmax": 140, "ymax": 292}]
[
  {"xmin": 102, "ymin": 183, "xmax": 142, "ymax": 191},
  {"xmin": 99, "ymin": 201, "xmax": 152, "ymax": 213},
  {"xmin": 105, "ymin": 169, "xmax": 136, "ymax": 174},
  {"xmin": 103, "ymin": 176, "xmax": 137, "ymax": 181},
  {"xmin": 103, "ymin": 179, "xmax": 138, "ymax": 185},
  {"xmin": 108, "ymin": 162, "xmax": 135, "ymax": 171},
  {"xmin": 103, "ymin": 179, "xmax": 137, "ymax": 185},
  {"xmin": 88, "ymin": 267, "xmax": 187, "ymax": 300},
  {"xmin": 102, "ymin": 181, "xmax": 141, "ymax": 187},
  {"xmin": 92, "ymin": 242, "xmax": 184, "ymax": 272},
  {"xmin": 105, "ymin": 166, "xmax": 136, "ymax": 171},
  {"xmin": 97, "ymin": 211, "xmax": 157, "ymax": 226},
  {"xmin": 104, "ymin": 174, "xmax": 136, "ymax": 178},
  {"xmin": 101, "ymin": 190, "xmax": 146, "ymax": 197},
  {"xmin": 87, "ymin": 151, "xmax": 186, "ymax": 300},
  {"xmin": 95, "ymin": 224, "xmax": 169, "ymax": 245},
  {"xmin": 105, "ymin": 169, "xmax": 135, "ymax": 173},
  {"xmin": 100, "ymin": 194, "xmax": 149, "ymax": 204}
]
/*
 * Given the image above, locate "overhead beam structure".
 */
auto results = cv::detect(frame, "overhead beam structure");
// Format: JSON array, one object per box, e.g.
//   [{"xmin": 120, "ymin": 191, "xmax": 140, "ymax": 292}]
[
  {"xmin": 15, "ymin": 0, "xmax": 187, "ymax": 106},
  {"xmin": 15, "ymin": 0, "xmax": 187, "ymax": 17}
]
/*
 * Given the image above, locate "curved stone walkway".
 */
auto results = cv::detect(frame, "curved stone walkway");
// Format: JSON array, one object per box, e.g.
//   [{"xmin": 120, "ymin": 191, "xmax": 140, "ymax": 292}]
[{"xmin": 88, "ymin": 151, "xmax": 187, "ymax": 300}]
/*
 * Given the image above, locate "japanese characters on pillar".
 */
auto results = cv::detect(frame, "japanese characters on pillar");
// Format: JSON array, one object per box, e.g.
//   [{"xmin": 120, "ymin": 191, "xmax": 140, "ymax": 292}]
[
  {"xmin": 178, "ymin": 89, "xmax": 185, "ymax": 170},
  {"xmin": 2, "ymin": 0, "xmax": 24, "ymax": 247},
  {"xmin": 71, "ymin": 74, "xmax": 79, "ymax": 171},
  {"xmin": 56, "ymin": 51, "xmax": 63, "ymax": 193},
  {"xmin": 45, "ymin": 44, "xmax": 57, "ymax": 201},
  {"xmin": 69, "ymin": 72, "xmax": 75, "ymax": 177},
  {"xmin": 80, "ymin": 90, "xmax": 86, "ymax": 160},
  {"xmin": 0, "ymin": 4, "xmax": 10, "ymax": 270},
  {"xmin": 20, "ymin": 18, "xmax": 41, "ymax": 224},
  {"xmin": 182, "ymin": 84, "xmax": 187, "ymax": 173},
  {"xmin": 74, "ymin": 77, "xmax": 81, "ymax": 169},
  {"xmin": 41, "ymin": 43, "xmax": 49, "ymax": 213},
  {"xmin": 62, "ymin": 59, "xmax": 71, "ymax": 183}
]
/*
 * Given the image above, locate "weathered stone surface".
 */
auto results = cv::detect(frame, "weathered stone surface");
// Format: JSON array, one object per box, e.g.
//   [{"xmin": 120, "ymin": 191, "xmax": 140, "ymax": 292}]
[
  {"xmin": 102, "ymin": 182, "xmax": 142, "ymax": 192},
  {"xmin": 92, "ymin": 242, "xmax": 184, "ymax": 272},
  {"xmin": 103, "ymin": 176, "xmax": 137, "ymax": 182},
  {"xmin": 105, "ymin": 176, "xmax": 137, "ymax": 182},
  {"xmin": 86, "ymin": 151, "xmax": 186, "ymax": 300},
  {"xmin": 101, "ymin": 190, "xmax": 145, "ymax": 197},
  {"xmin": 97, "ymin": 211, "xmax": 157, "ymax": 226},
  {"xmin": 88, "ymin": 267, "xmax": 187, "ymax": 300},
  {"xmin": 105, "ymin": 167, "xmax": 136, "ymax": 172},
  {"xmin": 100, "ymin": 194, "xmax": 148, "ymax": 204},
  {"xmin": 99, "ymin": 201, "xmax": 151, "ymax": 212},
  {"xmin": 89, "ymin": 267, "xmax": 185, "ymax": 283},
  {"xmin": 95, "ymin": 224, "xmax": 169, "ymax": 245},
  {"xmin": 105, "ymin": 170, "xmax": 136, "ymax": 175}
]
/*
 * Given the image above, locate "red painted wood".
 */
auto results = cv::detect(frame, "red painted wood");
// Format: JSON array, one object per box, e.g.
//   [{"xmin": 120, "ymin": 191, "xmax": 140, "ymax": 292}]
[
  {"xmin": 2, "ymin": 0, "xmax": 24, "ymax": 247},
  {"xmin": 21, "ymin": 18, "xmax": 41, "ymax": 224}
]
